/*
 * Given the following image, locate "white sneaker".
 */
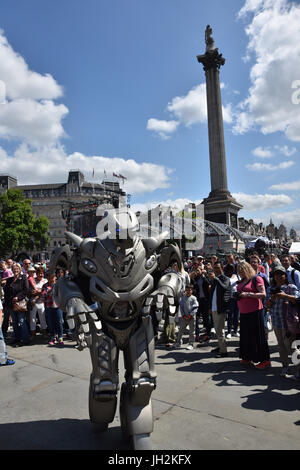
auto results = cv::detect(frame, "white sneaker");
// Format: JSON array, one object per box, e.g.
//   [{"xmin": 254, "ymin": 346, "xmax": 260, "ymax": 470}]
[
  {"xmin": 226, "ymin": 333, "xmax": 232, "ymax": 339},
  {"xmin": 211, "ymin": 328, "xmax": 216, "ymax": 334},
  {"xmin": 279, "ymin": 366, "xmax": 290, "ymax": 377},
  {"xmin": 232, "ymin": 332, "xmax": 240, "ymax": 337},
  {"xmin": 186, "ymin": 344, "xmax": 193, "ymax": 350}
]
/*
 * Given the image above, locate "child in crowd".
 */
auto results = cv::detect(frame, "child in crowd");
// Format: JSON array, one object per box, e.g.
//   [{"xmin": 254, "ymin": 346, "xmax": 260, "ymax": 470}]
[
  {"xmin": 174, "ymin": 285, "xmax": 199, "ymax": 350},
  {"xmin": 42, "ymin": 273, "xmax": 64, "ymax": 346}
]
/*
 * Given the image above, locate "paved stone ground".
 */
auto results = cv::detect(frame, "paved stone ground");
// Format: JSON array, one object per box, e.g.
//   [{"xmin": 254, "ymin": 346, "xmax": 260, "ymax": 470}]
[{"xmin": 0, "ymin": 329, "xmax": 299, "ymax": 450}]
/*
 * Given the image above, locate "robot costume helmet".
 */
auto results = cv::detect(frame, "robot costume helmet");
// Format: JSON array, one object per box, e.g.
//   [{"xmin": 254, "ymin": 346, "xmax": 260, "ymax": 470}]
[{"xmin": 97, "ymin": 207, "xmax": 139, "ymax": 249}]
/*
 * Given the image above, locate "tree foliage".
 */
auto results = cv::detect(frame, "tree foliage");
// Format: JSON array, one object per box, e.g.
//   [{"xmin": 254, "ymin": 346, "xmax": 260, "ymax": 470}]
[{"xmin": 0, "ymin": 188, "xmax": 50, "ymax": 257}]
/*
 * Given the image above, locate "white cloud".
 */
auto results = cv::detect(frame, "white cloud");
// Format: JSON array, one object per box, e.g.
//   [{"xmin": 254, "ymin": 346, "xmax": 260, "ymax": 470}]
[
  {"xmin": 131, "ymin": 198, "xmax": 203, "ymax": 214},
  {"xmin": 147, "ymin": 83, "xmax": 233, "ymax": 138},
  {"xmin": 167, "ymin": 84, "xmax": 208, "ymax": 127},
  {"xmin": 252, "ymin": 146, "xmax": 273, "ymax": 158},
  {"xmin": 246, "ymin": 160, "xmax": 295, "ymax": 171},
  {"xmin": 0, "ymin": 30, "xmax": 63, "ymax": 100},
  {"xmin": 269, "ymin": 208, "xmax": 300, "ymax": 231},
  {"xmin": 146, "ymin": 118, "xmax": 179, "ymax": 140},
  {"xmin": 235, "ymin": 0, "xmax": 300, "ymax": 141},
  {"xmin": 232, "ymin": 192, "xmax": 292, "ymax": 210},
  {"xmin": 269, "ymin": 180, "xmax": 300, "ymax": 191},
  {"xmin": 0, "ymin": 144, "xmax": 172, "ymax": 194},
  {"xmin": 0, "ymin": 31, "xmax": 173, "ymax": 195},
  {"xmin": 0, "ymin": 30, "xmax": 67, "ymax": 146},
  {"xmin": 274, "ymin": 145, "xmax": 297, "ymax": 157},
  {"xmin": 167, "ymin": 83, "xmax": 233, "ymax": 127},
  {"xmin": 0, "ymin": 98, "xmax": 68, "ymax": 145}
]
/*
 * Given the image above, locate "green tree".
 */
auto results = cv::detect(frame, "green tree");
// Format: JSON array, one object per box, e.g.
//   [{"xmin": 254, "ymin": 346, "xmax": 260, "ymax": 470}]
[{"xmin": 0, "ymin": 188, "xmax": 50, "ymax": 257}]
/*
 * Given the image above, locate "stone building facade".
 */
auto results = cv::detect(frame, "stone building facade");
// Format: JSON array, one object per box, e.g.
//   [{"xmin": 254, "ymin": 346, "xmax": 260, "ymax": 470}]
[{"xmin": 0, "ymin": 170, "xmax": 126, "ymax": 253}]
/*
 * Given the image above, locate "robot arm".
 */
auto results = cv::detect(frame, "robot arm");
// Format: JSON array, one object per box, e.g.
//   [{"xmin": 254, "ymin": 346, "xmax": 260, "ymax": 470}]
[{"xmin": 53, "ymin": 277, "xmax": 102, "ymax": 350}]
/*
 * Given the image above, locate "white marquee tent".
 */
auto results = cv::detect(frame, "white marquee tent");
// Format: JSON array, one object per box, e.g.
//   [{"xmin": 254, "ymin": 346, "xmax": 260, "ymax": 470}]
[{"xmin": 289, "ymin": 242, "xmax": 300, "ymax": 255}]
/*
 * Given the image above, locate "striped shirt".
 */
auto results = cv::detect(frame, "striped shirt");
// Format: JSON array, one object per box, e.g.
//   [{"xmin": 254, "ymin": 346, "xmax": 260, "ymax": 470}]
[{"xmin": 41, "ymin": 283, "xmax": 58, "ymax": 309}]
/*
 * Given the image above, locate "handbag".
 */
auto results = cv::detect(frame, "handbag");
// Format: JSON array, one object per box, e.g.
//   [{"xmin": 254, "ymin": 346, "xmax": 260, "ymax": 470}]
[{"xmin": 12, "ymin": 298, "xmax": 27, "ymax": 312}]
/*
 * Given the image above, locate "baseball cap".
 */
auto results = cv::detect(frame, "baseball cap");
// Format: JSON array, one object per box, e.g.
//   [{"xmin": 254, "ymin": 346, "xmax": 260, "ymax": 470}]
[{"xmin": 273, "ymin": 266, "xmax": 286, "ymax": 274}]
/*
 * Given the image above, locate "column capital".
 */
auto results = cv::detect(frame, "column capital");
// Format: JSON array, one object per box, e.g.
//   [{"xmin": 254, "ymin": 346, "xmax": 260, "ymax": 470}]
[{"xmin": 197, "ymin": 49, "xmax": 225, "ymax": 72}]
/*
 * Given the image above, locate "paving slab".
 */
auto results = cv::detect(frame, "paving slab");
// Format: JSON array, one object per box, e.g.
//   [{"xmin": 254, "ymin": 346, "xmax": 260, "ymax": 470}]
[{"xmin": 1, "ymin": 331, "xmax": 299, "ymax": 450}]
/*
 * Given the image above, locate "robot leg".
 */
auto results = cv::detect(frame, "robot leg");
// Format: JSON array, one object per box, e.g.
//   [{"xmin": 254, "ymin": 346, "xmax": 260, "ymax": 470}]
[
  {"xmin": 88, "ymin": 331, "xmax": 119, "ymax": 432},
  {"xmin": 120, "ymin": 315, "xmax": 157, "ymax": 450}
]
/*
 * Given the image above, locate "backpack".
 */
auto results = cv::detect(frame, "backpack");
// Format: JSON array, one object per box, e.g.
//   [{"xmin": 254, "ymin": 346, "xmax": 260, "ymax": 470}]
[
  {"xmin": 283, "ymin": 286, "xmax": 300, "ymax": 335},
  {"xmin": 252, "ymin": 273, "xmax": 269, "ymax": 292},
  {"xmin": 290, "ymin": 268, "xmax": 296, "ymax": 284}
]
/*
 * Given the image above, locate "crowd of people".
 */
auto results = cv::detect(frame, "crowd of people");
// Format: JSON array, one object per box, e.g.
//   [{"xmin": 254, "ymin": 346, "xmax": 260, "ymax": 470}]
[
  {"xmin": 0, "ymin": 258, "xmax": 72, "ymax": 366},
  {"xmin": 156, "ymin": 251, "xmax": 300, "ymax": 381},
  {"xmin": 1, "ymin": 251, "xmax": 300, "ymax": 383}
]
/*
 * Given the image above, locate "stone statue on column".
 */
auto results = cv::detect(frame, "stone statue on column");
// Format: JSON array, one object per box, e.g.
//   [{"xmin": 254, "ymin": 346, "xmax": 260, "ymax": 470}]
[{"xmin": 205, "ymin": 25, "xmax": 215, "ymax": 52}]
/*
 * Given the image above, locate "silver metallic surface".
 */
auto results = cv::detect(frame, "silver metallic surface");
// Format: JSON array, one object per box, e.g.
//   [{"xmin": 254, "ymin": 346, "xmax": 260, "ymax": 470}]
[{"xmin": 50, "ymin": 208, "xmax": 182, "ymax": 450}]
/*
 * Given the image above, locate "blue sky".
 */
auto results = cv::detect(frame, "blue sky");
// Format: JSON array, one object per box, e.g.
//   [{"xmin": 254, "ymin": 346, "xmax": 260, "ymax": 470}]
[{"xmin": 0, "ymin": 0, "xmax": 300, "ymax": 231}]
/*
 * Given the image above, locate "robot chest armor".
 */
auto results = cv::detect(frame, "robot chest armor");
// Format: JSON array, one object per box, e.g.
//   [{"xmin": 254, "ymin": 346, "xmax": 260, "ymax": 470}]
[{"xmin": 82, "ymin": 239, "xmax": 157, "ymax": 306}]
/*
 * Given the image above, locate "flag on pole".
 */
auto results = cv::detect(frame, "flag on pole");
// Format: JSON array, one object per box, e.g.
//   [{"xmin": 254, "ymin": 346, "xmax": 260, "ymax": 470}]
[
  {"xmin": 119, "ymin": 174, "xmax": 127, "ymax": 185},
  {"xmin": 113, "ymin": 172, "xmax": 120, "ymax": 178}
]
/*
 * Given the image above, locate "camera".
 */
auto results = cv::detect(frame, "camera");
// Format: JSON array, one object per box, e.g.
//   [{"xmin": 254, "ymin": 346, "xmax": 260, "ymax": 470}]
[
  {"xmin": 270, "ymin": 286, "xmax": 282, "ymax": 295},
  {"xmin": 232, "ymin": 291, "xmax": 242, "ymax": 301}
]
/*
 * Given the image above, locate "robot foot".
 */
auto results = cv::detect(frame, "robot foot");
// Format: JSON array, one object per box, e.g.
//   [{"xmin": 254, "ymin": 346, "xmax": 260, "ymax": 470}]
[
  {"xmin": 89, "ymin": 379, "xmax": 117, "ymax": 430},
  {"xmin": 120, "ymin": 382, "xmax": 154, "ymax": 449},
  {"xmin": 131, "ymin": 433, "xmax": 152, "ymax": 450}
]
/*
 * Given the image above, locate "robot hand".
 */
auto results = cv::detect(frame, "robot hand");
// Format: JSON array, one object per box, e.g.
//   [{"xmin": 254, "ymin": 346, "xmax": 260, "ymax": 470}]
[
  {"xmin": 66, "ymin": 297, "xmax": 102, "ymax": 350},
  {"xmin": 143, "ymin": 290, "xmax": 177, "ymax": 322}
]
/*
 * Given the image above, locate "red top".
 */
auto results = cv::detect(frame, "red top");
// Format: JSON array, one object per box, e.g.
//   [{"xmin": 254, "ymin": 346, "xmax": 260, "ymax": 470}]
[{"xmin": 237, "ymin": 276, "xmax": 264, "ymax": 314}]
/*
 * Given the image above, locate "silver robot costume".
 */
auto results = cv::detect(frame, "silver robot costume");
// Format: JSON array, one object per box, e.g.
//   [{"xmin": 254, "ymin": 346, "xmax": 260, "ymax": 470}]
[{"xmin": 49, "ymin": 207, "xmax": 183, "ymax": 450}]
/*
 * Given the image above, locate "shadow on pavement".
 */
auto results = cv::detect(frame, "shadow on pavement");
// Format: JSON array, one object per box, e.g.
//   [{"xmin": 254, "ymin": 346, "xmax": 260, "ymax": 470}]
[
  {"xmin": 156, "ymin": 349, "xmax": 300, "ymax": 418},
  {"xmin": 187, "ymin": 361, "xmax": 299, "ymax": 417},
  {"xmin": 0, "ymin": 418, "xmax": 130, "ymax": 450}
]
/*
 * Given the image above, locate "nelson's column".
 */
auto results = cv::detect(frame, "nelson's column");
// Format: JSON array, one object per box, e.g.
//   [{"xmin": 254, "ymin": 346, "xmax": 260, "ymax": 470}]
[{"xmin": 197, "ymin": 25, "xmax": 242, "ymax": 228}]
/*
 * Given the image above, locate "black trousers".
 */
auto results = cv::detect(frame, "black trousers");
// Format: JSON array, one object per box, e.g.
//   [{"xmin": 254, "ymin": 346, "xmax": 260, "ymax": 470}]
[
  {"xmin": 239, "ymin": 309, "xmax": 270, "ymax": 362},
  {"xmin": 198, "ymin": 298, "xmax": 212, "ymax": 335}
]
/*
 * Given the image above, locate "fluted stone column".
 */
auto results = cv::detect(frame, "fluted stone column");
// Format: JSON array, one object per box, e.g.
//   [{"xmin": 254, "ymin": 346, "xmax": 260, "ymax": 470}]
[{"xmin": 197, "ymin": 25, "xmax": 242, "ymax": 228}]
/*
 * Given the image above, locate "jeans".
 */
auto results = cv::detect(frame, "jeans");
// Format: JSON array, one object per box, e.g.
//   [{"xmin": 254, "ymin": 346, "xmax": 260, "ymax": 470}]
[
  {"xmin": 11, "ymin": 308, "xmax": 30, "ymax": 344},
  {"xmin": 45, "ymin": 307, "xmax": 63, "ymax": 340},
  {"xmin": 227, "ymin": 298, "xmax": 239, "ymax": 334},
  {"xmin": 62, "ymin": 311, "xmax": 71, "ymax": 335},
  {"xmin": 0, "ymin": 324, "xmax": 7, "ymax": 364}
]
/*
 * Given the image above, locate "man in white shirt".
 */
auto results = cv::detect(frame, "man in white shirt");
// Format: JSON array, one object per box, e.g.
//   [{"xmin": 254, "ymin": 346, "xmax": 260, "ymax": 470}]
[
  {"xmin": 208, "ymin": 262, "xmax": 231, "ymax": 358},
  {"xmin": 281, "ymin": 256, "xmax": 300, "ymax": 290}
]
